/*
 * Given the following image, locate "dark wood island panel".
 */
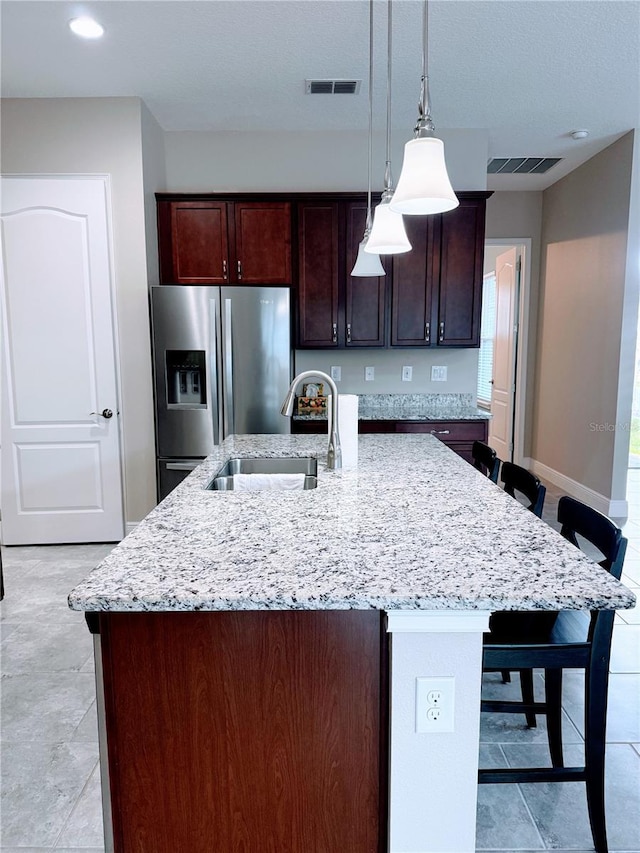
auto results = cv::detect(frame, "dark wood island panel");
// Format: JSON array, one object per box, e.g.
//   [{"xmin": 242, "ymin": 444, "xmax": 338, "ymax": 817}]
[{"xmin": 100, "ymin": 610, "xmax": 388, "ymax": 853}]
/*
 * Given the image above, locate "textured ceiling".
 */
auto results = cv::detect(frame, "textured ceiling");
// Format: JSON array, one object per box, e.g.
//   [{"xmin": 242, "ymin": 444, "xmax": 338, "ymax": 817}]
[{"xmin": 2, "ymin": 0, "xmax": 639, "ymax": 189}]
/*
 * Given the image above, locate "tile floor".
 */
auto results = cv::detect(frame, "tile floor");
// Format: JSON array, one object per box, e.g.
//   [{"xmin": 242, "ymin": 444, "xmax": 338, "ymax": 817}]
[{"xmin": 1, "ymin": 478, "xmax": 639, "ymax": 852}]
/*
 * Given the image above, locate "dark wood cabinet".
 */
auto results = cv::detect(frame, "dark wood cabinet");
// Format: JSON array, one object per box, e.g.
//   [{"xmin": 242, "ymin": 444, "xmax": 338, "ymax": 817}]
[
  {"xmin": 390, "ymin": 194, "xmax": 488, "ymax": 348},
  {"xmin": 293, "ymin": 417, "xmax": 488, "ymax": 462},
  {"xmin": 297, "ymin": 202, "xmax": 339, "ymax": 347},
  {"xmin": 100, "ymin": 611, "xmax": 387, "ymax": 853},
  {"xmin": 157, "ymin": 198, "xmax": 292, "ymax": 285},
  {"xmin": 345, "ymin": 203, "xmax": 387, "ymax": 347},
  {"xmin": 296, "ymin": 199, "xmax": 386, "ymax": 348}
]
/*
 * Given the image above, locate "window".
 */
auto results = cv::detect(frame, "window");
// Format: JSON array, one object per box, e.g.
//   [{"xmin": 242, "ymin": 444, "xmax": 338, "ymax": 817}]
[{"xmin": 477, "ymin": 273, "xmax": 497, "ymax": 407}]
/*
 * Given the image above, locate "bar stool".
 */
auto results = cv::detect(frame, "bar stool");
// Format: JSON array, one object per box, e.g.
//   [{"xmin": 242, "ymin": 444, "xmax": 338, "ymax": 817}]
[
  {"xmin": 480, "ymin": 496, "xmax": 628, "ymax": 853},
  {"xmin": 500, "ymin": 461, "xmax": 546, "ymax": 517},
  {"xmin": 471, "ymin": 440, "xmax": 500, "ymax": 483}
]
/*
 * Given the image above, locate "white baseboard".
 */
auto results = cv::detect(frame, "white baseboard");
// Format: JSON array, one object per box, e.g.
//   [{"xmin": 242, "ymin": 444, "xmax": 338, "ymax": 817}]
[
  {"xmin": 528, "ymin": 458, "xmax": 628, "ymax": 519},
  {"xmin": 125, "ymin": 522, "xmax": 139, "ymax": 536}
]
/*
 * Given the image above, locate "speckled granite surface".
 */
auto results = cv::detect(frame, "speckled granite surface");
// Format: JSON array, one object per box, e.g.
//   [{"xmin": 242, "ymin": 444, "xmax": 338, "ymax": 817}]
[
  {"xmin": 294, "ymin": 393, "xmax": 490, "ymax": 421},
  {"xmin": 68, "ymin": 434, "xmax": 635, "ymax": 614}
]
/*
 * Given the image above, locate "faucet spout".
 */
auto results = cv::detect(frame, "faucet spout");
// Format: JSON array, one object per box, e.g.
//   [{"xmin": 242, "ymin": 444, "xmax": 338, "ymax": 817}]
[{"xmin": 281, "ymin": 370, "xmax": 342, "ymax": 470}]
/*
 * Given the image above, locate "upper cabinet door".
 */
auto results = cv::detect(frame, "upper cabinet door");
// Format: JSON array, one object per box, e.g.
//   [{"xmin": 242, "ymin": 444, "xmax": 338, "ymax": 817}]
[
  {"xmin": 297, "ymin": 202, "xmax": 339, "ymax": 347},
  {"xmin": 160, "ymin": 201, "xmax": 229, "ymax": 284},
  {"xmin": 345, "ymin": 203, "xmax": 386, "ymax": 347},
  {"xmin": 390, "ymin": 216, "xmax": 438, "ymax": 347},
  {"xmin": 436, "ymin": 198, "xmax": 486, "ymax": 347},
  {"xmin": 234, "ymin": 202, "xmax": 292, "ymax": 285}
]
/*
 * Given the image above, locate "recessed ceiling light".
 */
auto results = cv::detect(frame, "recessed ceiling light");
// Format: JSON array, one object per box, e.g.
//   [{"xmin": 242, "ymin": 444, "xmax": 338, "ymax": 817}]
[{"xmin": 69, "ymin": 17, "xmax": 105, "ymax": 39}]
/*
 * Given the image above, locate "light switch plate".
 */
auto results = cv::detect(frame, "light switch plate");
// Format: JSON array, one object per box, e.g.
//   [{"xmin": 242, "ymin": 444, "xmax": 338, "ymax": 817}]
[
  {"xmin": 431, "ymin": 366, "xmax": 448, "ymax": 382},
  {"xmin": 330, "ymin": 366, "xmax": 342, "ymax": 381},
  {"xmin": 365, "ymin": 366, "xmax": 375, "ymax": 381}
]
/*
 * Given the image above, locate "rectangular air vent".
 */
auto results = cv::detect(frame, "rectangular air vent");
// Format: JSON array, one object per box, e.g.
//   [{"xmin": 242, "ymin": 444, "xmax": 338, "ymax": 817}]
[
  {"xmin": 306, "ymin": 79, "xmax": 361, "ymax": 95},
  {"xmin": 488, "ymin": 157, "xmax": 562, "ymax": 175}
]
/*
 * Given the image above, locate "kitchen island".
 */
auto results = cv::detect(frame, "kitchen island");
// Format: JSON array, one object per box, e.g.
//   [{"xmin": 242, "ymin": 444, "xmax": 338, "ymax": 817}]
[{"xmin": 69, "ymin": 434, "xmax": 635, "ymax": 853}]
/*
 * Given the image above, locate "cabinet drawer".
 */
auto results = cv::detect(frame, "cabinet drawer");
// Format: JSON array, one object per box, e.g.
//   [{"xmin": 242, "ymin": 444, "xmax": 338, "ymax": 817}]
[{"xmin": 394, "ymin": 421, "xmax": 487, "ymax": 442}]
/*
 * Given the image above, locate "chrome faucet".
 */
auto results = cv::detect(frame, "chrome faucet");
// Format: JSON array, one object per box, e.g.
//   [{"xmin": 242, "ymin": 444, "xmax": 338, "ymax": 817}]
[{"xmin": 281, "ymin": 370, "xmax": 342, "ymax": 470}]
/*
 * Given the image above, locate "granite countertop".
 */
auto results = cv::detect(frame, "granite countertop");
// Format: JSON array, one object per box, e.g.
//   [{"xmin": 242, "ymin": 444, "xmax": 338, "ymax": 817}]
[
  {"xmin": 68, "ymin": 433, "xmax": 635, "ymax": 615},
  {"xmin": 294, "ymin": 393, "xmax": 491, "ymax": 421}
]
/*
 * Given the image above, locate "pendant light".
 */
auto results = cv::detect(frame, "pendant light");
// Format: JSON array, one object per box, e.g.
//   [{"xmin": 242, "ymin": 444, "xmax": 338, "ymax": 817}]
[
  {"xmin": 351, "ymin": 0, "xmax": 385, "ymax": 277},
  {"xmin": 389, "ymin": 0, "xmax": 458, "ymax": 215},
  {"xmin": 365, "ymin": 0, "xmax": 411, "ymax": 255}
]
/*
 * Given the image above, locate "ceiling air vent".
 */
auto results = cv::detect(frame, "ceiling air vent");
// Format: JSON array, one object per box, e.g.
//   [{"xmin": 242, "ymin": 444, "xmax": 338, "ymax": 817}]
[
  {"xmin": 488, "ymin": 157, "xmax": 562, "ymax": 175},
  {"xmin": 306, "ymin": 79, "xmax": 361, "ymax": 95}
]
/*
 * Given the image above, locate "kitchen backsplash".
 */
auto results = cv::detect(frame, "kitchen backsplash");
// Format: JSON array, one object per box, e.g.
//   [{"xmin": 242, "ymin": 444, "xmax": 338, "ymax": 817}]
[{"xmin": 294, "ymin": 348, "xmax": 479, "ymax": 395}]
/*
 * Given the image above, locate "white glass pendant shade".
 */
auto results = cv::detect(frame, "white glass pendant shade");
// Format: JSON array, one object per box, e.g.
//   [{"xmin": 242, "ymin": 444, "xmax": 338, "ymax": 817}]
[
  {"xmin": 351, "ymin": 239, "xmax": 385, "ymax": 276},
  {"xmin": 366, "ymin": 201, "xmax": 412, "ymax": 254},
  {"xmin": 390, "ymin": 136, "xmax": 459, "ymax": 215}
]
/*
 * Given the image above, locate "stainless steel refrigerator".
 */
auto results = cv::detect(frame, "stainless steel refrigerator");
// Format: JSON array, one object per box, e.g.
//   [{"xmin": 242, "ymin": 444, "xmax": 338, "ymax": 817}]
[{"xmin": 151, "ymin": 285, "xmax": 292, "ymax": 500}]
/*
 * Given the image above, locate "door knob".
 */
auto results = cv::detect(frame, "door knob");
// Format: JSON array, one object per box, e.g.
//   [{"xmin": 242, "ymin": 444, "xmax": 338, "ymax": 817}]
[{"xmin": 90, "ymin": 408, "xmax": 113, "ymax": 419}]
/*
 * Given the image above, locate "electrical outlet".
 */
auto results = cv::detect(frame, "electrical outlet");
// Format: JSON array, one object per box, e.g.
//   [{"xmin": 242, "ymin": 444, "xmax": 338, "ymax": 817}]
[
  {"xmin": 431, "ymin": 366, "xmax": 448, "ymax": 382},
  {"xmin": 416, "ymin": 677, "xmax": 455, "ymax": 733},
  {"xmin": 330, "ymin": 365, "xmax": 341, "ymax": 382},
  {"xmin": 402, "ymin": 365, "xmax": 413, "ymax": 382},
  {"xmin": 365, "ymin": 366, "xmax": 375, "ymax": 381}
]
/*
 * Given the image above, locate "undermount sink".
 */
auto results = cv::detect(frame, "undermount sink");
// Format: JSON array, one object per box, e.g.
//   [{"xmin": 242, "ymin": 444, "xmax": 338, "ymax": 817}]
[{"xmin": 207, "ymin": 457, "xmax": 318, "ymax": 490}]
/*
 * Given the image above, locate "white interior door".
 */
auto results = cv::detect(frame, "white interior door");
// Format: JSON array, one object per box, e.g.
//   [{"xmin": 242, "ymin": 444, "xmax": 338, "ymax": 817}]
[
  {"xmin": 488, "ymin": 247, "xmax": 518, "ymax": 462},
  {"xmin": 1, "ymin": 175, "xmax": 124, "ymax": 545}
]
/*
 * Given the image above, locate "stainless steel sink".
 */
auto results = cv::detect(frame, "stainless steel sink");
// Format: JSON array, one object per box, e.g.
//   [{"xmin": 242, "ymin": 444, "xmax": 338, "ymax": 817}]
[{"xmin": 207, "ymin": 457, "xmax": 318, "ymax": 490}]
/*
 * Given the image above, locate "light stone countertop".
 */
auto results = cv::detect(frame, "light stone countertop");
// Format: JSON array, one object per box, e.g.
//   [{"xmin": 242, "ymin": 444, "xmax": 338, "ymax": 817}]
[
  {"xmin": 68, "ymin": 434, "xmax": 636, "ymax": 614},
  {"xmin": 294, "ymin": 393, "xmax": 490, "ymax": 421}
]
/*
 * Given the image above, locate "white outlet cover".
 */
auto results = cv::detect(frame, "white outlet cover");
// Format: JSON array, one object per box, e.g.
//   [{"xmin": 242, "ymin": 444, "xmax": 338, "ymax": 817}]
[
  {"xmin": 402, "ymin": 365, "xmax": 413, "ymax": 382},
  {"xmin": 431, "ymin": 366, "xmax": 448, "ymax": 382},
  {"xmin": 330, "ymin": 366, "xmax": 341, "ymax": 381},
  {"xmin": 416, "ymin": 676, "xmax": 455, "ymax": 733},
  {"xmin": 365, "ymin": 366, "xmax": 375, "ymax": 381}
]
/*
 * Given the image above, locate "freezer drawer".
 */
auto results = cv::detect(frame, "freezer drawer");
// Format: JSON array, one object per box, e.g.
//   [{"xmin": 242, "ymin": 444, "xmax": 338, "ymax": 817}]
[{"xmin": 157, "ymin": 459, "xmax": 203, "ymax": 503}]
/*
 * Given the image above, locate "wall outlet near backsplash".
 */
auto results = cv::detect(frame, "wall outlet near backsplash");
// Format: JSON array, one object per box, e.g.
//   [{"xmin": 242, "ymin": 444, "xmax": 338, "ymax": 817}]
[
  {"xmin": 431, "ymin": 366, "xmax": 448, "ymax": 382},
  {"xmin": 402, "ymin": 366, "xmax": 413, "ymax": 382},
  {"xmin": 365, "ymin": 366, "xmax": 375, "ymax": 381},
  {"xmin": 330, "ymin": 365, "xmax": 342, "ymax": 381}
]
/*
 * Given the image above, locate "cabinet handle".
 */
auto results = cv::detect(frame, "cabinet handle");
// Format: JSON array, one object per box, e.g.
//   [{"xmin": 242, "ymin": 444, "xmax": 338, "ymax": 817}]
[
  {"xmin": 430, "ymin": 429, "xmax": 450, "ymax": 435},
  {"xmin": 346, "ymin": 323, "xmax": 352, "ymax": 343},
  {"xmin": 222, "ymin": 259, "xmax": 228, "ymax": 280},
  {"xmin": 439, "ymin": 321, "xmax": 445, "ymax": 342},
  {"xmin": 425, "ymin": 322, "xmax": 430, "ymax": 343},
  {"xmin": 237, "ymin": 260, "xmax": 242, "ymax": 281},
  {"xmin": 332, "ymin": 323, "xmax": 337, "ymax": 343}
]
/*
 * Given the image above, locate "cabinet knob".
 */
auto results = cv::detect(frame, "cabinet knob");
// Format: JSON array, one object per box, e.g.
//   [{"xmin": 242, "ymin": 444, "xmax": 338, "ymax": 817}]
[
  {"xmin": 237, "ymin": 260, "xmax": 242, "ymax": 281},
  {"xmin": 346, "ymin": 323, "xmax": 352, "ymax": 344},
  {"xmin": 332, "ymin": 323, "xmax": 337, "ymax": 343},
  {"xmin": 439, "ymin": 321, "xmax": 445, "ymax": 342},
  {"xmin": 425, "ymin": 322, "xmax": 430, "ymax": 343},
  {"xmin": 223, "ymin": 259, "xmax": 228, "ymax": 280}
]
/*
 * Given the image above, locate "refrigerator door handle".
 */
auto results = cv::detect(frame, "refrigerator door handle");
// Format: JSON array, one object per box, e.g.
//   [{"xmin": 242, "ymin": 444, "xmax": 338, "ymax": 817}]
[
  {"xmin": 209, "ymin": 297, "xmax": 222, "ymax": 445},
  {"xmin": 223, "ymin": 297, "xmax": 235, "ymax": 438},
  {"xmin": 165, "ymin": 462, "xmax": 200, "ymax": 472}
]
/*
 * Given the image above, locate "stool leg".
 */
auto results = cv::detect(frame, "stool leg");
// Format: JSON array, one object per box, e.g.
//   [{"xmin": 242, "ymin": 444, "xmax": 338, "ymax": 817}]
[
  {"xmin": 500, "ymin": 670, "xmax": 511, "ymax": 684},
  {"xmin": 520, "ymin": 669, "xmax": 537, "ymax": 728},
  {"xmin": 544, "ymin": 668, "xmax": 564, "ymax": 767},
  {"xmin": 584, "ymin": 614, "xmax": 613, "ymax": 853}
]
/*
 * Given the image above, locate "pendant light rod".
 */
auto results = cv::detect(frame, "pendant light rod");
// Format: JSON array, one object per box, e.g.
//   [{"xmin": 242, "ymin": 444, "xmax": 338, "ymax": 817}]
[
  {"xmin": 365, "ymin": 0, "xmax": 374, "ymax": 231},
  {"xmin": 382, "ymin": 0, "xmax": 393, "ymax": 200},
  {"xmin": 351, "ymin": 0, "xmax": 386, "ymax": 274},
  {"xmin": 416, "ymin": 0, "xmax": 435, "ymax": 138}
]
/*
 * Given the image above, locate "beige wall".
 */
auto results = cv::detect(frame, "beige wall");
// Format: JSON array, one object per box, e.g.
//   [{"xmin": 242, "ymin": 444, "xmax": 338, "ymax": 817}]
[
  {"xmin": 164, "ymin": 129, "xmax": 489, "ymax": 193},
  {"xmin": 1, "ymin": 97, "xmax": 157, "ymax": 524},
  {"xmin": 485, "ymin": 191, "xmax": 543, "ymax": 458},
  {"xmin": 141, "ymin": 101, "xmax": 167, "ymax": 287},
  {"xmin": 532, "ymin": 133, "xmax": 634, "ymax": 501}
]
